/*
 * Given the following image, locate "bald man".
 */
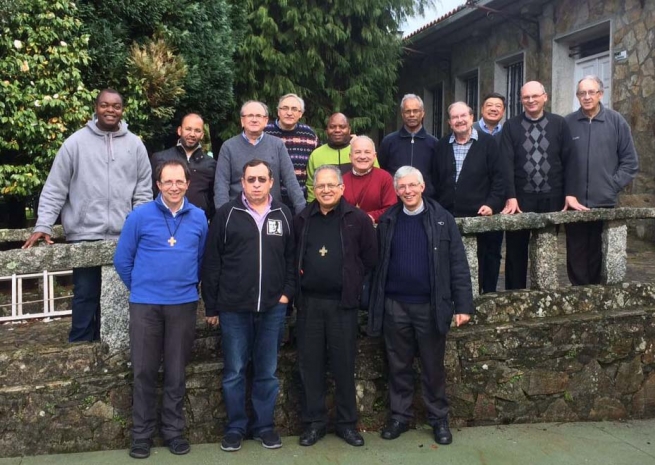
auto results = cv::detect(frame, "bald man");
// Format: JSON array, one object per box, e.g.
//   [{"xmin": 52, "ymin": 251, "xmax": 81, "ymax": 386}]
[
  {"xmin": 500, "ymin": 81, "xmax": 576, "ymax": 290},
  {"xmin": 151, "ymin": 113, "xmax": 217, "ymax": 220}
]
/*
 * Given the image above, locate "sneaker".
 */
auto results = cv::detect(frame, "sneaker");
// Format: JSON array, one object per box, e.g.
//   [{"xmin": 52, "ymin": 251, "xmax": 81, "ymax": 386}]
[
  {"xmin": 221, "ymin": 431, "xmax": 243, "ymax": 452},
  {"xmin": 129, "ymin": 438, "xmax": 152, "ymax": 459},
  {"xmin": 253, "ymin": 429, "xmax": 282, "ymax": 449}
]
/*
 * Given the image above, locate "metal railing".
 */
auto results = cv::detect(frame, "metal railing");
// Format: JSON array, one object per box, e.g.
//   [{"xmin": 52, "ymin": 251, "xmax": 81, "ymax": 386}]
[{"xmin": 0, "ymin": 270, "xmax": 73, "ymax": 322}]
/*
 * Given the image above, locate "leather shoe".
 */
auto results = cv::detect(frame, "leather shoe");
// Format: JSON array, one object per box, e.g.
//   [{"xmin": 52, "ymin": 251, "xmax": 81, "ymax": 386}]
[
  {"xmin": 299, "ymin": 427, "xmax": 326, "ymax": 446},
  {"xmin": 381, "ymin": 419, "xmax": 409, "ymax": 440},
  {"xmin": 433, "ymin": 419, "xmax": 452, "ymax": 445},
  {"xmin": 336, "ymin": 428, "xmax": 365, "ymax": 447}
]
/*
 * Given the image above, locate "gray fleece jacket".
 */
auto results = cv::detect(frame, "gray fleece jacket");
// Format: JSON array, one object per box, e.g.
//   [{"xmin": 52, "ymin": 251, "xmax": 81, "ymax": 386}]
[
  {"xmin": 565, "ymin": 104, "xmax": 639, "ymax": 207},
  {"xmin": 214, "ymin": 133, "xmax": 306, "ymax": 214},
  {"xmin": 34, "ymin": 120, "xmax": 152, "ymax": 241}
]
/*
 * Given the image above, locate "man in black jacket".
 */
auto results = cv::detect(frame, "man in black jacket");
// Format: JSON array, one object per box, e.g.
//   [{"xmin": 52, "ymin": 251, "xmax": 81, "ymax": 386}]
[
  {"xmin": 201, "ymin": 159, "xmax": 295, "ymax": 452},
  {"xmin": 368, "ymin": 166, "xmax": 474, "ymax": 446},
  {"xmin": 294, "ymin": 164, "xmax": 377, "ymax": 448},
  {"xmin": 433, "ymin": 102, "xmax": 505, "ymax": 293},
  {"xmin": 151, "ymin": 113, "xmax": 216, "ymax": 220}
]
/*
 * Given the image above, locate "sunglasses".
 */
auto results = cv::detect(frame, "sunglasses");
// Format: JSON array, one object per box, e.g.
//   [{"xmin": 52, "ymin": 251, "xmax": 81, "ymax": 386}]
[{"xmin": 244, "ymin": 176, "xmax": 270, "ymax": 184}]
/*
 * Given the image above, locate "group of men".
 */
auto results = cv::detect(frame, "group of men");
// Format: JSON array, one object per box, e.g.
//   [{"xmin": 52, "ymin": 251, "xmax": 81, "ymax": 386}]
[{"xmin": 22, "ymin": 72, "xmax": 638, "ymax": 458}]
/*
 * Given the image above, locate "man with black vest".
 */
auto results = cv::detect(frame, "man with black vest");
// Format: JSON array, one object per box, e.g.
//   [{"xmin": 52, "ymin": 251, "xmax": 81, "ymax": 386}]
[
  {"xmin": 433, "ymin": 102, "xmax": 505, "ymax": 294},
  {"xmin": 294, "ymin": 164, "xmax": 377, "ymax": 447},
  {"xmin": 151, "ymin": 113, "xmax": 216, "ymax": 220}
]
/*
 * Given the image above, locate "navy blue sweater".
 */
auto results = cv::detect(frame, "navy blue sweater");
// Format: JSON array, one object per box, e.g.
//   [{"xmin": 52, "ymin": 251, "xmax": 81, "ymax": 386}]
[{"xmin": 114, "ymin": 195, "xmax": 208, "ymax": 304}]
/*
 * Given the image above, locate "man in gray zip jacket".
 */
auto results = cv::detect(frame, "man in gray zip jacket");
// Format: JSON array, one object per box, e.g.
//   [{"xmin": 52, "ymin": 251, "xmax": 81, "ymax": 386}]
[
  {"xmin": 564, "ymin": 75, "xmax": 638, "ymax": 285},
  {"xmin": 23, "ymin": 89, "xmax": 152, "ymax": 342}
]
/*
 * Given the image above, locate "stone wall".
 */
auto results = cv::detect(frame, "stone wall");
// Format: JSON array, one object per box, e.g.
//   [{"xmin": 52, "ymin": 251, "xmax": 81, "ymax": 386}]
[{"xmin": 2, "ymin": 283, "xmax": 655, "ymax": 458}]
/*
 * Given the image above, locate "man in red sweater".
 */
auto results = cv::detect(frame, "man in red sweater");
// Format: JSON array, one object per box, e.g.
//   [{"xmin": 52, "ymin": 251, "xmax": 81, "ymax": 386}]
[{"xmin": 342, "ymin": 136, "xmax": 397, "ymax": 224}]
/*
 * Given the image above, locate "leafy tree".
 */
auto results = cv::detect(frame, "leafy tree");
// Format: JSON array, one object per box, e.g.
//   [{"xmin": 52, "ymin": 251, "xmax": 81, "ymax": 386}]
[
  {"xmin": 0, "ymin": 0, "xmax": 95, "ymax": 202},
  {"xmin": 78, "ymin": 0, "xmax": 237, "ymax": 149},
  {"xmin": 227, "ymin": 0, "xmax": 429, "ymax": 138}
]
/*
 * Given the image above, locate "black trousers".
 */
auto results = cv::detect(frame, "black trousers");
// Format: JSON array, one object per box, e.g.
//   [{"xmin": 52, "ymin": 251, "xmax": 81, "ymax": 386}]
[
  {"xmin": 383, "ymin": 298, "xmax": 448, "ymax": 426},
  {"xmin": 505, "ymin": 195, "xmax": 563, "ymax": 290},
  {"xmin": 296, "ymin": 295, "xmax": 359, "ymax": 430},
  {"xmin": 566, "ymin": 221, "xmax": 603, "ymax": 285},
  {"xmin": 477, "ymin": 231, "xmax": 504, "ymax": 293},
  {"xmin": 129, "ymin": 302, "xmax": 197, "ymax": 441}
]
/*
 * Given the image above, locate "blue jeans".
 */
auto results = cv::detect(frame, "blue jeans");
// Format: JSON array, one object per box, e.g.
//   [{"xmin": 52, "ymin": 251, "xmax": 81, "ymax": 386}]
[
  {"xmin": 220, "ymin": 302, "xmax": 287, "ymax": 435},
  {"xmin": 69, "ymin": 266, "xmax": 102, "ymax": 342}
]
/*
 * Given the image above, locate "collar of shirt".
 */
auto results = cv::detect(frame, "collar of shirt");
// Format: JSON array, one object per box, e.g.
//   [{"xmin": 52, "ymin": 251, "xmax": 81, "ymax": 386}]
[
  {"xmin": 449, "ymin": 128, "xmax": 479, "ymax": 145},
  {"xmin": 352, "ymin": 167, "xmax": 373, "ymax": 176},
  {"xmin": 242, "ymin": 131, "xmax": 264, "ymax": 146},
  {"xmin": 403, "ymin": 200, "xmax": 425, "ymax": 216},
  {"xmin": 241, "ymin": 192, "xmax": 272, "ymax": 231},
  {"xmin": 161, "ymin": 196, "xmax": 185, "ymax": 218},
  {"xmin": 479, "ymin": 119, "xmax": 502, "ymax": 135}
]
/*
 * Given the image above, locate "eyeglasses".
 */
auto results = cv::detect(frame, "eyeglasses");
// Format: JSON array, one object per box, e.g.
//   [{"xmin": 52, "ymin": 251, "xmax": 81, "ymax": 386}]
[
  {"xmin": 521, "ymin": 93, "xmax": 545, "ymax": 102},
  {"xmin": 241, "ymin": 114, "xmax": 267, "ymax": 119},
  {"xmin": 403, "ymin": 109, "xmax": 423, "ymax": 115},
  {"xmin": 160, "ymin": 180, "xmax": 187, "ymax": 188},
  {"xmin": 244, "ymin": 176, "xmax": 269, "ymax": 184},
  {"xmin": 315, "ymin": 183, "xmax": 342, "ymax": 191},
  {"xmin": 396, "ymin": 182, "xmax": 421, "ymax": 192},
  {"xmin": 278, "ymin": 106, "xmax": 301, "ymax": 113},
  {"xmin": 576, "ymin": 90, "xmax": 601, "ymax": 97}
]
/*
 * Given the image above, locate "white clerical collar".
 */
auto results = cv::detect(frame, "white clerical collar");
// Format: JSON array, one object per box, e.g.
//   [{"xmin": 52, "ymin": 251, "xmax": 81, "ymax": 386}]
[{"xmin": 403, "ymin": 200, "xmax": 425, "ymax": 216}]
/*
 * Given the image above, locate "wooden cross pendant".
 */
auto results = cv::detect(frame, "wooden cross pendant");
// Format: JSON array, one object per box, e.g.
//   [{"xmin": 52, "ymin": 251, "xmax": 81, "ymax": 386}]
[
  {"xmin": 168, "ymin": 236, "xmax": 177, "ymax": 247},
  {"xmin": 319, "ymin": 246, "xmax": 328, "ymax": 257}
]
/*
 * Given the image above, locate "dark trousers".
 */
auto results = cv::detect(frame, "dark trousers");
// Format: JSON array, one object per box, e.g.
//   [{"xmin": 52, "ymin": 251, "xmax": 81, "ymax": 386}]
[
  {"xmin": 505, "ymin": 195, "xmax": 563, "ymax": 290},
  {"xmin": 566, "ymin": 221, "xmax": 603, "ymax": 285},
  {"xmin": 296, "ymin": 295, "xmax": 358, "ymax": 430},
  {"xmin": 129, "ymin": 301, "xmax": 197, "ymax": 441},
  {"xmin": 383, "ymin": 298, "xmax": 448, "ymax": 426},
  {"xmin": 477, "ymin": 231, "xmax": 503, "ymax": 293},
  {"xmin": 70, "ymin": 266, "xmax": 102, "ymax": 342}
]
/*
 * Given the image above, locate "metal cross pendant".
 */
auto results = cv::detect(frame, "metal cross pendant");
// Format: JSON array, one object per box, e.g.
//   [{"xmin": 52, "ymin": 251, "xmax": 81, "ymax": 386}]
[
  {"xmin": 319, "ymin": 246, "xmax": 328, "ymax": 257},
  {"xmin": 168, "ymin": 236, "xmax": 177, "ymax": 247}
]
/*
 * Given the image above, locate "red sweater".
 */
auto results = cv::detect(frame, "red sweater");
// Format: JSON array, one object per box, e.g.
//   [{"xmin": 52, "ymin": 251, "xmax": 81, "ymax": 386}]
[{"xmin": 343, "ymin": 168, "xmax": 397, "ymax": 223}]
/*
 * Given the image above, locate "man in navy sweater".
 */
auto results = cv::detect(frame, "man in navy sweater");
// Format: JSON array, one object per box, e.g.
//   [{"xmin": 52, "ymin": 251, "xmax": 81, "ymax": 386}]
[{"xmin": 114, "ymin": 159, "xmax": 208, "ymax": 459}]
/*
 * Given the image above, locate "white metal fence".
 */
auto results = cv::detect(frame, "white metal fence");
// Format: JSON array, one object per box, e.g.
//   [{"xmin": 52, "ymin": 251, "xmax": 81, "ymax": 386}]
[{"xmin": 0, "ymin": 270, "xmax": 73, "ymax": 322}]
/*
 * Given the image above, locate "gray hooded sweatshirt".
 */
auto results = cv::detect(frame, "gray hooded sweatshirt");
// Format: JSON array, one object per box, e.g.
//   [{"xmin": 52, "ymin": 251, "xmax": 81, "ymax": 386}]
[{"xmin": 34, "ymin": 120, "xmax": 152, "ymax": 241}]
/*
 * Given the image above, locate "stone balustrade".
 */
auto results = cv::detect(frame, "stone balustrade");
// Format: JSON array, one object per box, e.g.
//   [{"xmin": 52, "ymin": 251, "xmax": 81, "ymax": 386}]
[{"xmin": 2, "ymin": 207, "xmax": 655, "ymax": 354}]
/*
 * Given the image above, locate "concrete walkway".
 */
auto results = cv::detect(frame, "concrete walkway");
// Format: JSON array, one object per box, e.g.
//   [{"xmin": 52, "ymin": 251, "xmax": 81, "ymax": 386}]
[{"xmin": 3, "ymin": 419, "xmax": 654, "ymax": 465}]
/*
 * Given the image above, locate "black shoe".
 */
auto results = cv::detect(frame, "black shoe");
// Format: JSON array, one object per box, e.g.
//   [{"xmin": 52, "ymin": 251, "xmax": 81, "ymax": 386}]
[
  {"xmin": 433, "ymin": 419, "xmax": 452, "ymax": 445},
  {"xmin": 254, "ymin": 429, "xmax": 282, "ymax": 449},
  {"xmin": 221, "ymin": 431, "xmax": 243, "ymax": 452},
  {"xmin": 381, "ymin": 419, "xmax": 409, "ymax": 440},
  {"xmin": 299, "ymin": 427, "xmax": 326, "ymax": 446},
  {"xmin": 165, "ymin": 436, "xmax": 190, "ymax": 455},
  {"xmin": 336, "ymin": 428, "xmax": 365, "ymax": 447},
  {"xmin": 129, "ymin": 438, "xmax": 152, "ymax": 459}
]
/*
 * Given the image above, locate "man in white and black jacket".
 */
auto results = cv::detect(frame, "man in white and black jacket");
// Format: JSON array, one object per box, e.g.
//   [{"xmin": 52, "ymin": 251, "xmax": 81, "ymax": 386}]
[{"xmin": 201, "ymin": 159, "xmax": 295, "ymax": 452}]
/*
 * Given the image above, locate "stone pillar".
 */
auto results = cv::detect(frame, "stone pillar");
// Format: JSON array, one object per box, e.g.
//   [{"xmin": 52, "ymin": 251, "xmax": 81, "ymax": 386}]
[
  {"xmin": 100, "ymin": 265, "xmax": 130, "ymax": 354},
  {"xmin": 462, "ymin": 234, "xmax": 479, "ymax": 298},
  {"xmin": 529, "ymin": 225, "xmax": 558, "ymax": 291},
  {"xmin": 602, "ymin": 220, "xmax": 627, "ymax": 284}
]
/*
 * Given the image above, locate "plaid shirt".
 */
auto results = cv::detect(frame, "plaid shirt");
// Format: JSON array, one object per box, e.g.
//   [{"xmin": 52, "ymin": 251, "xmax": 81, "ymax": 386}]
[{"xmin": 449, "ymin": 128, "xmax": 478, "ymax": 182}]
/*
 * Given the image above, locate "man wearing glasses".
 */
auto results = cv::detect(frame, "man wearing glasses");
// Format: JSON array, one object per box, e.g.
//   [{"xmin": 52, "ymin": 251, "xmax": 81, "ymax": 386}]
[
  {"xmin": 202, "ymin": 159, "xmax": 295, "ymax": 452},
  {"xmin": 368, "ymin": 166, "xmax": 474, "ymax": 446},
  {"xmin": 378, "ymin": 94, "xmax": 438, "ymax": 197},
  {"xmin": 500, "ymin": 81, "xmax": 576, "ymax": 290},
  {"xmin": 114, "ymin": 159, "xmax": 208, "ymax": 459},
  {"xmin": 294, "ymin": 165, "xmax": 377, "ymax": 447},
  {"xmin": 264, "ymin": 93, "xmax": 319, "ymax": 202},
  {"xmin": 563, "ymin": 76, "xmax": 638, "ymax": 285},
  {"xmin": 214, "ymin": 100, "xmax": 306, "ymax": 214}
]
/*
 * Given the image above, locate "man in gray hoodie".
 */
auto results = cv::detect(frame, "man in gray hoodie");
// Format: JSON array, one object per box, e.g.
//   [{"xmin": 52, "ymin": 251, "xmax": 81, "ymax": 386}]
[{"xmin": 23, "ymin": 89, "xmax": 152, "ymax": 342}]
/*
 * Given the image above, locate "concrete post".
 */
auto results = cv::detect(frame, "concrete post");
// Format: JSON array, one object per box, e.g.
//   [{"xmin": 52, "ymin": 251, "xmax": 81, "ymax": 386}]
[
  {"xmin": 529, "ymin": 225, "xmax": 558, "ymax": 290},
  {"xmin": 462, "ymin": 234, "xmax": 479, "ymax": 299},
  {"xmin": 602, "ymin": 220, "xmax": 627, "ymax": 284}
]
